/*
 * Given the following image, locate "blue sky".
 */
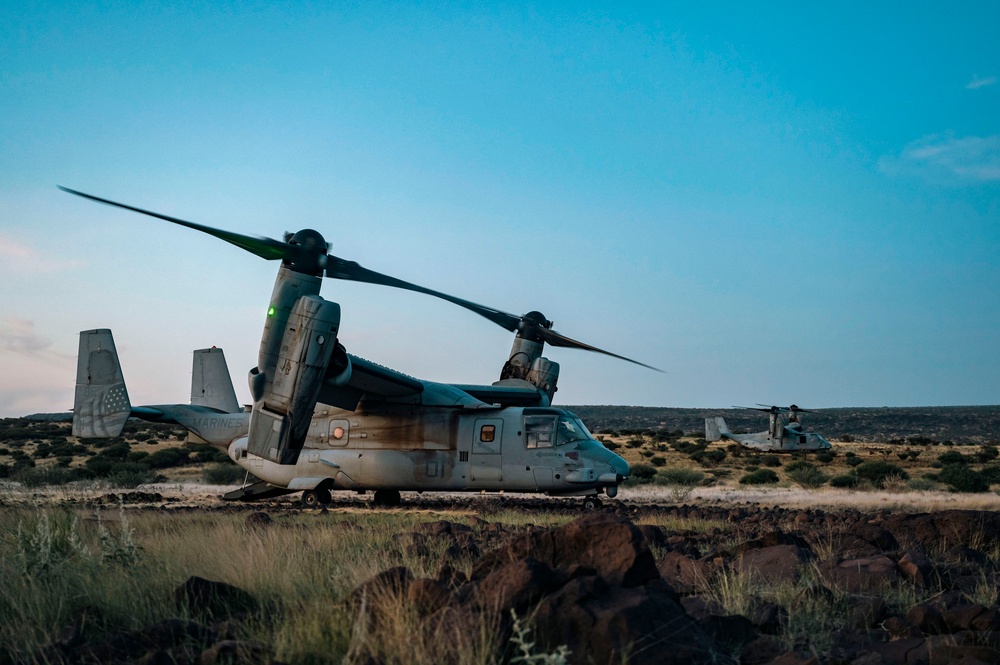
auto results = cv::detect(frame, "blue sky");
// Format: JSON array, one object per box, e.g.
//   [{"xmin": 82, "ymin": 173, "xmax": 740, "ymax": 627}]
[{"xmin": 1, "ymin": 2, "xmax": 997, "ymax": 416}]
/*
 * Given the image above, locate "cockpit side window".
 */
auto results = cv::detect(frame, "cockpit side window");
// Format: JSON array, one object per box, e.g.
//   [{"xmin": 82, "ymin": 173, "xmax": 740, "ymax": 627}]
[
  {"xmin": 524, "ymin": 415, "xmax": 557, "ymax": 449},
  {"xmin": 556, "ymin": 417, "xmax": 591, "ymax": 446}
]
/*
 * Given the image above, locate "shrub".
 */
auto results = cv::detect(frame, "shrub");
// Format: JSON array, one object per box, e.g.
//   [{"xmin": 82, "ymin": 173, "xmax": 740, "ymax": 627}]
[
  {"xmin": 144, "ymin": 447, "xmax": 191, "ymax": 469},
  {"xmin": 814, "ymin": 452, "xmax": 835, "ymax": 464},
  {"xmin": 840, "ymin": 434, "xmax": 855, "ymax": 443},
  {"xmin": 650, "ymin": 455, "xmax": 666, "ymax": 467},
  {"xmin": 739, "ymin": 469, "xmax": 779, "ymax": 485},
  {"xmin": 12, "ymin": 466, "xmax": 90, "ymax": 487},
  {"xmin": 853, "ymin": 461, "xmax": 909, "ymax": 487},
  {"xmin": 906, "ymin": 477, "xmax": 938, "ymax": 491},
  {"xmin": 703, "ymin": 449, "xmax": 726, "ymax": 465},
  {"xmin": 655, "ymin": 468, "xmax": 704, "ymax": 486},
  {"xmin": 784, "ymin": 461, "xmax": 829, "ymax": 489},
  {"xmin": 830, "ymin": 474, "xmax": 859, "ymax": 488},
  {"xmin": 760, "ymin": 455, "xmax": 781, "ymax": 468},
  {"xmin": 204, "ymin": 463, "xmax": 246, "ymax": 485},
  {"xmin": 937, "ymin": 464, "xmax": 990, "ymax": 493},
  {"xmin": 979, "ymin": 464, "xmax": 1000, "ymax": 485},
  {"xmin": 726, "ymin": 443, "xmax": 744, "ymax": 458},
  {"xmin": 107, "ymin": 463, "xmax": 159, "ymax": 488},
  {"xmin": 976, "ymin": 446, "xmax": 999, "ymax": 464},
  {"xmin": 627, "ymin": 464, "xmax": 658, "ymax": 484},
  {"xmin": 937, "ymin": 451, "xmax": 968, "ymax": 466},
  {"xmin": 625, "ymin": 437, "xmax": 645, "ymax": 448}
]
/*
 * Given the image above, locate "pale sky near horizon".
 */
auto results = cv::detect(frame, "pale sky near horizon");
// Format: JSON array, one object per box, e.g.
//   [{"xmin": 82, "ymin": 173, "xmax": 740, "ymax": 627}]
[{"xmin": 1, "ymin": 2, "xmax": 998, "ymax": 417}]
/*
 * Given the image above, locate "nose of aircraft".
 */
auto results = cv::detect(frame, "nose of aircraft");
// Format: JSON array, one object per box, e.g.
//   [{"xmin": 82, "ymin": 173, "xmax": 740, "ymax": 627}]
[{"xmin": 611, "ymin": 452, "xmax": 630, "ymax": 480}]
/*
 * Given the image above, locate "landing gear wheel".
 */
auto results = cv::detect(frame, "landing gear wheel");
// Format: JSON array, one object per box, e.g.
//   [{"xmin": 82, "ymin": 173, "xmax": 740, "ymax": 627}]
[
  {"xmin": 373, "ymin": 489, "xmax": 401, "ymax": 508},
  {"xmin": 301, "ymin": 489, "xmax": 322, "ymax": 508},
  {"xmin": 582, "ymin": 496, "xmax": 603, "ymax": 510}
]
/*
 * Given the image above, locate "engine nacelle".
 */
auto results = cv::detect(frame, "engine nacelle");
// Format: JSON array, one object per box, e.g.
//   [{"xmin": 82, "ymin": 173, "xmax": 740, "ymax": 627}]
[
  {"xmin": 247, "ymin": 295, "xmax": 342, "ymax": 463},
  {"xmin": 527, "ymin": 357, "xmax": 559, "ymax": 404}
]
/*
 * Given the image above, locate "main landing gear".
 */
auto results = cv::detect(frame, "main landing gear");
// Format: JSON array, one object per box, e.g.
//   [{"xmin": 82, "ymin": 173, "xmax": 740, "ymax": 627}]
[
  {"xmin": 301, "ymin": 488, "xmax": 332, "ymax": 508},
  {"xmin": 372, "ymin": 489, "xmax": 401, "ymax": 508},
  {"xmin": 582, "ymin": 496, "xmax": 603, "ymax": 510}
]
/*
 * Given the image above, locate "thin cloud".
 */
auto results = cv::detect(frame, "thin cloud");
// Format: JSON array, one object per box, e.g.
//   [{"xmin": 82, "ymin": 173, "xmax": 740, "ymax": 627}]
[
  {"xmin": 967, "ymin": 74, "xmax": 997, "ymax": 90},
  {"xmin": 879, "ymin": 134, "xmax": 1000, "ymax": 183},
  {"xmin": 0, "ymin": 318, "xmax": 54, "ymax": 355},
  {"xmin": 0, "ymin": 235, "xmax": 86, "ymax": 274}
]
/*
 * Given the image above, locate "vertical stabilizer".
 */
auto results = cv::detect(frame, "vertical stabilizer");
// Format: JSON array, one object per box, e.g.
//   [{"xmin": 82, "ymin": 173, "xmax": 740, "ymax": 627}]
[
  {"xmin": 73, "ymin": 329, "xmax": 131, "ymax": 437},
  {"xmin": 191, "ymin": 347, "xmax": 240, "ymax": 413},
  {"xmin": 705, "ymin": 417, "xmax": 729, "ymax": 442}
]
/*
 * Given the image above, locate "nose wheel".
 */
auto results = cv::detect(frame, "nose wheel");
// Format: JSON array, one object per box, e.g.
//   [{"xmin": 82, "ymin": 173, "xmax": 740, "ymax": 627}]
[
  {"xmin": 582, "ymin": 496, "xmax": 603, "ymax": 510},
  {"xmin": 301, "ymin": 488, "xmax": 332, "ymax": 508}
]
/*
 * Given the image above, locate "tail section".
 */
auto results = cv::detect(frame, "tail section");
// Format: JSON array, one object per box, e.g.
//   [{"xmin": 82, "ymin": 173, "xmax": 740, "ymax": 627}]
[
  {"xmin": 191, "ymin": 347, "xmax": 240, "ymax": 413},
  {"xmin": 705, "ymin": 417, "xmax": 730, "ymax": 442},
  {"xmin": 73, "ymin": 329, "xmax": 132, "ymax": 438}
]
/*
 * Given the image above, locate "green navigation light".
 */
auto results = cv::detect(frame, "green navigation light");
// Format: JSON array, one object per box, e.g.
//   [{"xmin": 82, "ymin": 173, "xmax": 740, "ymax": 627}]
[{"xmin": 267, "ymin": 306, "xmax": 276, "ymax": 317}]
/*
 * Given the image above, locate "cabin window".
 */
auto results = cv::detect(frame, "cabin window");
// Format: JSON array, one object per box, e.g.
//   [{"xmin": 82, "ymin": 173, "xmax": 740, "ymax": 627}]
[
  {"xmin": 480, "ymin": 424, "xmax": 496, "ymax": 443},
  {"xmin": 525, "ymin": 415, "xmax": 557, "ymax": 449}
]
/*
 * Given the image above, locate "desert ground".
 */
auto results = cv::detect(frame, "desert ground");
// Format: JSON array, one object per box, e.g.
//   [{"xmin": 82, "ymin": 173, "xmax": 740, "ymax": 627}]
[{"xmin": 2, "ymin": 412, "xmax": 1000, "ymax": 664}]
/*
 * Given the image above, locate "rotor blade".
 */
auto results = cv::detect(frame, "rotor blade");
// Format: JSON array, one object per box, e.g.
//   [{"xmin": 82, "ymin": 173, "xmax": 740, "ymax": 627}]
[
  {"xmin": 325, "ymin": 255, "xmax": 523, "ymax": 331},
  {"xmin": 537, "ymin": 327, "xmax": 663, "ymax": 372},
  {"xmin": 735, "ymin": 406, "xmax": 775, "ymax": 412},
  {"xmin": 59, "ymin": 186, "xmax": 291, "ymax": 261}
]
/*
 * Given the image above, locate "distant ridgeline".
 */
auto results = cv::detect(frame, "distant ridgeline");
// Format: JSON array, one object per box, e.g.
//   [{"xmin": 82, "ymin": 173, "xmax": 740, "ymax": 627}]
[
  {"xmin": 10, "ymin": 406, "xmax": 1000, "ymax": 445},
  {"xmin": 568, "ymin": 405, "xmax": 1000, "ymax": 445}
]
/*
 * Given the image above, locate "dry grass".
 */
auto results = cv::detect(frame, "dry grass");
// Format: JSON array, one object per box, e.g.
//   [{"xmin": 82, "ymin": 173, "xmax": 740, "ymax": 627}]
[{"xmin": 0, "ymin": 505, "xmax": 493, "ymax": 664}]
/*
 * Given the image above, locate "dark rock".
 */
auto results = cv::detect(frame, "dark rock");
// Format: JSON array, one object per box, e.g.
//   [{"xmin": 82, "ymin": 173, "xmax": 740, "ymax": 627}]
[
  {"xmin": 766, "ymin": 654, "xmax": 818, "ymax": 665},
  {"xmin": 637, "ymin": 524, "xmax": 669, "ymax": 550},
  {"xmin": 243, "ymin": 512, "xmax": 272, "ymax": 530},
  {"xmin": 739, "ymin": 636, "xmax": 785, "ymax": 665},
  {"xmin": 175, "ymin": 577, "xmax": 260, "ymax": 620},
  {"xmin": 863, "ymin": 637, "xmax": 928, "ymax": 665},
  {"xmin": 884, "ymin": 615, "xmax": 923, "ymax": 640},
  {"xmin": 701, "ymin": 614, "xmax": 758, "ymax": 651},
  {"xmin": 475, "ymin": 557, "xmax": 565, "ymax": 614},
  {"xmin": 817, "ymin": 556, "xmax": 897, "ymax": 592},
  {"xmin": 470, "ymin": 513, "xmax": 658, "ymax": 588},
  {"xmin": 435, "ymin": 563, "xmax": 468, "ymax": 590},
  {"xmin": 943, "ymin": 605, "xmax": 1000, "ymax": 633},
  {"xmin": 849, "ymin": 597, "xmax": 889, "ymax": 630},
  {"xmin": 531, "ymin": 576, "xmax": 722, "ymax": 665},
  {"xmin": 199, "ymin": 639, "xmax": 272, "ymax": 665},
  {"xmin": 897, "ymin": 550, "xmax": 936, "ymax": 587},
  {"xmin": 407, "ymin": 578, "xmax": 451, "ymax": 616},
  {"xmin": 657, "ymin": 550, "xmax": 712, "ymax": 594},
  {"xmin": 737, "ymin": 545, "xmax": 811, "ymax": 584},
  {"xmin": 905, "ymin": 604, "xmax": 947, "ymax": 635},
  {"xmin": 748, "ymin": 601, "xmax": 787, "ymax": 635},
  {"xmin": 350, "ymin": 566, "xmax": 414, "ymax": 614}
]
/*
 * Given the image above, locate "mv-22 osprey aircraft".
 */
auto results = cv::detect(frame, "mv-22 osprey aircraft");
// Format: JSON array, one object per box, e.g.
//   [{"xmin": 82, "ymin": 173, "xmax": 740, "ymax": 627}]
[
  {"xmin": 705, "ymin": 405, "xmax": 832, "ymax": 452},
  {"xmin": 64, "ymin": 187, "xmax": 657, "ymax": 509}
]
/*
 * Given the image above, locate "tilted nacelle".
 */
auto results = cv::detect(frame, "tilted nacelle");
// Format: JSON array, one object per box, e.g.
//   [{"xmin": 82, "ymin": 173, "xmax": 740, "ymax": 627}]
[
  {"xmin": 248, "ymin": 293, "xmax": 349, "ymax": 464},
  {"xmin": 499, "ymin": 335, "xmax": 560, "ymax": 404}
]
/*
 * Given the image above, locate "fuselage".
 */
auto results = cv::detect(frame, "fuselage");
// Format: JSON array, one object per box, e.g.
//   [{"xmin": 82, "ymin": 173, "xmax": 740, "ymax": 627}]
[{"xmin": 171, "ymin": 402, "xmax": 629, "ymax": 498}]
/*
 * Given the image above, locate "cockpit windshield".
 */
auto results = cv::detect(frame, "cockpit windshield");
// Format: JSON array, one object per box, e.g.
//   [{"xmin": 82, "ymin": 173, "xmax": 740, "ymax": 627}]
[
  {"xmin": 524, "ymin": 413, "xmax": 595, "ymax": 449},
  {"xmin": 556, "ymin": 416, "xmax": 592, "ymax": 446}
]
